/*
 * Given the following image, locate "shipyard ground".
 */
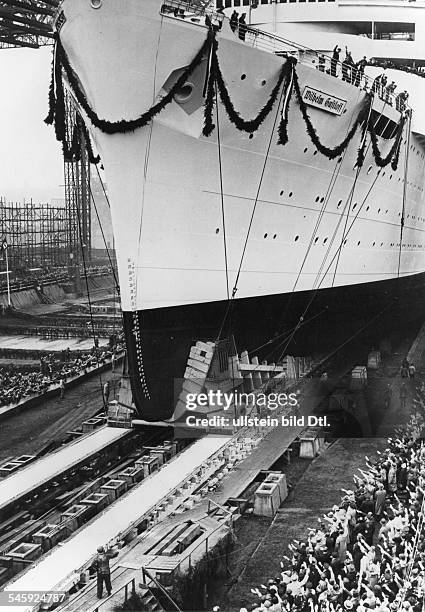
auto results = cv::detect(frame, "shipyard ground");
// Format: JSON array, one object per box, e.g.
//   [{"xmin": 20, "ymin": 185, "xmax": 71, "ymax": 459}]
[
  {"xmin": 0, "ymin": 300, "xmax": 424, "ymax": 610},
  {"xmin": 0, "ymin": 366, "xmax": 121, "ymax": 463}
]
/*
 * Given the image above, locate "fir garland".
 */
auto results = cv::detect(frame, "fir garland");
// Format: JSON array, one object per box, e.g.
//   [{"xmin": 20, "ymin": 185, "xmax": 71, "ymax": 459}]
[
  {"xmin": 44, "ymin": 43, "xmax": 56, "ymax": 126},
  {"xmin": 292, "ymin": 69, "xmax": 370, "ymax": 160},
  {"xmin": 57, "ymin": 28, "xmax": 215, "ymax": 135},
  {"xmin": 277, "ymin": 59, "xmax": 295, "ymax": 146},
  {"xmin": 203, "ymin": 34, "xmax": 290, "ymax": 137},
  {"xmin": 367, "ymin": 59, "xmax": 425, "ymax": 81},
  {"xmin": 390, "ymin": 129, "xmax": 403, "ymax": 171},
  {"xmin": 203, "ymin": 43, "xmax": 217, "ymax": 137},
  {"xmin": 45, "ymin": 24, "xmax": 407, "ymax": 174},
  {"xmin": 355, "ymin": 97, "xmax": 374, "ymax": 168},
  {"xmin": 80, "ymin": 120, "xmax": 101, "ymax": 165},
  {"xmin": 368, "ymin": 112, "xmax": 405, "ymax": 169}
]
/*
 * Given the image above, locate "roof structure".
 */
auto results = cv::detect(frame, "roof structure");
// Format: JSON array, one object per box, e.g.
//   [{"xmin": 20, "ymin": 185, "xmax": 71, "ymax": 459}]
[{"xmin": 0, "ymin": 0, "xmax": 58, "ymax": 49}]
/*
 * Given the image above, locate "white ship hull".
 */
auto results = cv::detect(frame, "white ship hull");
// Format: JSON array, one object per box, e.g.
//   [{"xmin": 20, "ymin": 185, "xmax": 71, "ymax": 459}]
[{"xmin": 55, "ymin": 0, "xmax": 425, "ymax": 419}]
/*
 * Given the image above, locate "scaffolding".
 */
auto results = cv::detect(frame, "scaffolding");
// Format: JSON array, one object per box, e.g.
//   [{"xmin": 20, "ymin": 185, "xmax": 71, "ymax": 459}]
[
  {"xmin": 64, "ymin": 90, "xmax": 91, "ymax": 268},
  {"xmin": 0, "ymin": 199, "xmax": 71, "ymax": 271}
]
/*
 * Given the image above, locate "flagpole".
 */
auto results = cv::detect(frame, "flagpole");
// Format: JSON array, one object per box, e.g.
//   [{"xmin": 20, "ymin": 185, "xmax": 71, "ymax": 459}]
[{"xmin": 5, "ymin": 246, "xmax": 10, "ymax": 308}]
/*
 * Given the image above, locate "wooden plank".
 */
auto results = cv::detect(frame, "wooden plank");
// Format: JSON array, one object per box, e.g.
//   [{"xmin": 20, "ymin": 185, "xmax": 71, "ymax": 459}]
[
  {"xmin": 196, "ymin": 341, "xmax": 216, "ymax": 352},
  {"xmin": 239, "ymin": 364, "xmax": 286, "ymax": 373},
  {"xmin": 190, "ymin": 347, "xmax": 213, "ymax": 361},
  {"xmin": 187, "ymin": 359, "xmax": 209, "ymax": 374}
]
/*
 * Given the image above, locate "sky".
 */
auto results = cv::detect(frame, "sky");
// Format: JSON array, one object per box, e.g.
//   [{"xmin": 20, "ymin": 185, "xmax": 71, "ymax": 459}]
[{"xmin": 0, "ymin": 46, "xmax": 64, "ymax": 204}]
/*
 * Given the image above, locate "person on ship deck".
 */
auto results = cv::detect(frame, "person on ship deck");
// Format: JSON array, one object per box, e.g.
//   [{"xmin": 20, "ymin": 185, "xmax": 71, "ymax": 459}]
[
  {"xmin": 331, "ymin": 45, "xmax": 341, "ymax": 77},
  {"xmin": 341, "ymin": 48, "xmax": 354, "ymax": 83},
  {"xmin": 238, "ymin": 13, "xmax": 247, "ymax": 41}
]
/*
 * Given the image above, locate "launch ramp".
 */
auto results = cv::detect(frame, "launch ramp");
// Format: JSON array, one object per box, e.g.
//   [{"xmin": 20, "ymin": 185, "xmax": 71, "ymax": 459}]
[
  {"xmin": 0, "ymin": 427, "xmax": 129, "ymax": 518},
  {"xmin": 3, "ymin": 435, "xmax": 230, "ymax": 610}
]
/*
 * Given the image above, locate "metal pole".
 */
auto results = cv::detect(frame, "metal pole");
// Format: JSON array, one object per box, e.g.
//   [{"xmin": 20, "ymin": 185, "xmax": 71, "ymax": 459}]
[{"xmin": 5, "ymin": 246, "xmax": 10, "ymax": 308}]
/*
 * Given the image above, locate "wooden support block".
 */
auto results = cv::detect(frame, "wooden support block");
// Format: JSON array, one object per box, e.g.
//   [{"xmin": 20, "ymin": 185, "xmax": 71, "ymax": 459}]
[
  {"xmin": 187, "ymin": 359, "xmax": 210, "ymax": 374},
  {"xmin": 240, "ymin": 350, "xmax": 254, "ymax": 393},
  {"xmin": 251, "ymin": 356, "xmax": 263, "ymax": 390},
  {"xmin": 196, "ymin": 341, "xmax": 216, "ymax": 352},
  {"xmin": 261, "ymin": 360, "xmax": 270, "ymax": 382}
]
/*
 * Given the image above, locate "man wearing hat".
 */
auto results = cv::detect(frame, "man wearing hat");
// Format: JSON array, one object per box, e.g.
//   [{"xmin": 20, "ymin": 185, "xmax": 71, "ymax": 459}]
[{"xmin": 93, "ymin": 545, "xmax": 119, "ymax": 598}]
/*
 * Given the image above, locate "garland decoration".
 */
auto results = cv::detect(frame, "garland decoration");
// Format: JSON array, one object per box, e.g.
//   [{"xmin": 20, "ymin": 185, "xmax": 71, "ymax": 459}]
[
  {"xmin": 277, "ymin": 58, "xmax": 296, "ymax": 146},
  {"xmin": 45, "ymin": 24, "xmax": 407, "ymax": 174},
  {"xmin": 367, "ymin": 58, "xmax": 425, "ymax": 81},
  {"xmin": 368, "ymin": 111, "xmax": 406, "ymax": 169},
  {"xmin": 390, "ymin": 127, "xmax": 403, "ymax": 172},
  {"xmin": 56, "ymin": 28, "xmax": 215, "ymax": 135},
  {"xmin": 45, "ymin": 44, "xmax": 56, "ymax": 126},
  {"xmin": 203, "ymin": 41, "xmax": 217, "ymax": 138},
  {"xmin": 292, "ymin": 69, "xmax": 370, "ymax": 160},
  {"xmin": 355, "ymin": 96, "xmax": 374, "ymax": 169},
  {"xmin": 202, "ymin": 33, "xmax": 291, "ymax": 138},
  {"xmin": 81, "ymin": 121, "xmax": 101, "ymax": 165}
]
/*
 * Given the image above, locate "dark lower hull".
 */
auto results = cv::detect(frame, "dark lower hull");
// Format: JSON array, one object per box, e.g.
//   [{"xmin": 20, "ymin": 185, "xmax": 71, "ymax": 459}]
[{"xmin": 123, "ymin": 271, "xmax": 425, "ymax": 421}]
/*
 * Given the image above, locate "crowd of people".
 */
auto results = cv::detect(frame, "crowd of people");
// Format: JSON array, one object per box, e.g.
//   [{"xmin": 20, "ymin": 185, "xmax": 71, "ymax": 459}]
[
  {"xmin": 0, "ymin": 264, "xmax": 113, "ymax": 295},
  {"xmin": 238, "ymin": 438, "xmax": 425, "ymax": 612},
  {"xmin": 0, "ymin": 346, "xmax": 117, "ymax": 407},
  {"xmin": 315, "ymin": 46, "xmax": 409, "ymax": 111}
]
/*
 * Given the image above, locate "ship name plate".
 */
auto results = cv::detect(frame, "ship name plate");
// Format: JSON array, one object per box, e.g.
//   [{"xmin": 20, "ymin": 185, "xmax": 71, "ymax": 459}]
[{"xmin": 302, "ymin": 86, "xmax": 347, "ymax": 115}]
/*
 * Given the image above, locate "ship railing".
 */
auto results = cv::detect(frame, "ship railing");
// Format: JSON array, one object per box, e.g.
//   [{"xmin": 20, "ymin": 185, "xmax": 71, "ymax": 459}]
[
  {"xmin": 160, "ymin": 1, "xmax": 402, "ymax": 109},
  {"xmin": 244, "ymin": 27, "xmax": 404, "ymax": 106}
]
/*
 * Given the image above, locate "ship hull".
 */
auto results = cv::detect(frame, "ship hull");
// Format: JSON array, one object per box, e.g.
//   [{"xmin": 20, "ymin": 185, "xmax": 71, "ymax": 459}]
[
  {"xmin": 56, "ymin": 0, "xmax": 425, "ymax": 420},
  {"xmin": 124, "ymin": 269, "xmax": 425, "ymax": 420}
]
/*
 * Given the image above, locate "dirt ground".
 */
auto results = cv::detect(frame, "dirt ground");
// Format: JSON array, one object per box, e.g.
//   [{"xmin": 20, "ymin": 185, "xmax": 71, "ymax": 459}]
[{"xmin": 0, "ymin": 367, "xmax": 121, "ymax": 462}]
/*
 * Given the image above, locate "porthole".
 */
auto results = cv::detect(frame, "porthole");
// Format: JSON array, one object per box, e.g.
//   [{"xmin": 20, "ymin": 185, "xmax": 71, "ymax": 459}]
[
  {"xmin": 90, "ymin": 0, "xmax": 102, "ymax": 7},
  {"xmin": 241, "ymin": 74, "xmax": 247, "ymax": 80},
  {"xmin": 295, "ymin": 235, "xmax": 299, "ymax": 242},
  {"xmin": 174, "ymin": 82, "xmax": 195, "ymax": 103}
]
